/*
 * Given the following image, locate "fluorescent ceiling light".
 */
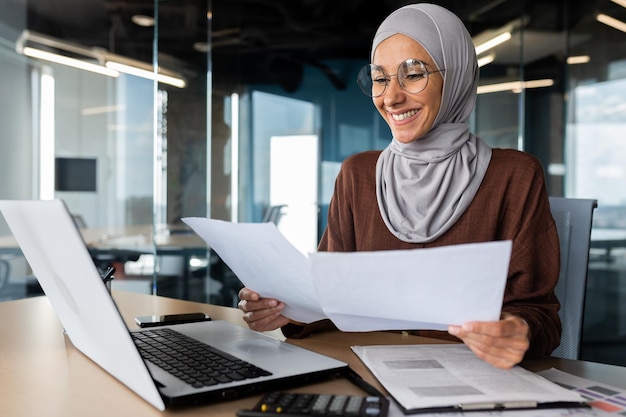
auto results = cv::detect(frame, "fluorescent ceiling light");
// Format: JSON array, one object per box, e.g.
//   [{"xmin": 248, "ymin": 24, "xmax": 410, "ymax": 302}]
[
  {"xmin": 567, "ymin": 55, "xmax": 590, "ymax": 65},
  {"xmin": 611, "ymin": 0, "xmax": 626, "ymax": 8},
  {"xmin": 477, "ymin": 79, "xmax": 554, "ymax": 94},
  {"xmin": 597, "ymin": 13, "xmax": 626, "ymax": 33},
  {"xmin": 472, "ymin": 17, "xmax": 526, "ymax": 57},
  {"xmin": 477, "ymin": 53, "xmax": 496, "ymax": 67},
  {"xmin": 81, "ymin": 104, "xmax": 127, "ymax": 116},
  {"xmin": 524, "ymin": 79, "xmax": 555, "ymax": 89},
  {"xmin": 22, "ymin": 47, "xmax": 119, "ymax": 77},
  {"xmin": 16, "ymin": 30, "xmax": 186, "ymax": 88},
  {"xmin": 105, "ymin": 61, "xmax": 186, "ymax": 88},
  {"xmin": 475, "ymin": 31, "xmax": 512, "ymax": 55},
  {"xmin": 131, "ymin": 14, "xmax": 155, "ymax": 27}
]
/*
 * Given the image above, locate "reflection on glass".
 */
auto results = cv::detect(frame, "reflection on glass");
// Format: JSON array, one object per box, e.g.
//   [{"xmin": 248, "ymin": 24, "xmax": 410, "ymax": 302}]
[
  {"xmin": 40, "ymin": 70, "xmax": 55, "ymax": 200},
  {"xmin": 568, "ymin": 9, "xmax": 626, "ymax": 367}
]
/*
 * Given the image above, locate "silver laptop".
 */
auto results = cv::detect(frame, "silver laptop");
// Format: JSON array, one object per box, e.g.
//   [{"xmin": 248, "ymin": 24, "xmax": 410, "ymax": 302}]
[{"xmin": 0, "ymin": 199, "xmax": 347, "ymax": 411}]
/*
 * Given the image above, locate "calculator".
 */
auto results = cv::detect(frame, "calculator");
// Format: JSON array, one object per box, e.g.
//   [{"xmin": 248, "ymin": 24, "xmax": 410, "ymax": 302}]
[{"xmin": 236, "ymin": 391, "xmax": 389, "ymax": 417}]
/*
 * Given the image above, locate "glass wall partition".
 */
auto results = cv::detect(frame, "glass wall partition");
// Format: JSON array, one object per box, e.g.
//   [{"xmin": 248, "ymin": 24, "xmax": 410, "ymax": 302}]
[
  {"xmin": 0, "ymin": 5, "xmax": 34, "ymax": 300},
  {"xmin": 566, "ymin": 0, "xmax": 626, "ymax": 366},
  {"xmin": 0, "ymin": 0, "xmax": 214, "ymax": 303}
]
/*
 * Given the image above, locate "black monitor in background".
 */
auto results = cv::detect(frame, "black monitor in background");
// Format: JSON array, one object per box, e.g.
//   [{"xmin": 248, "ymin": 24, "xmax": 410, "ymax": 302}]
[{"xmin": 55, "ymin": 157, "xmax": 97, "ymax": 192}]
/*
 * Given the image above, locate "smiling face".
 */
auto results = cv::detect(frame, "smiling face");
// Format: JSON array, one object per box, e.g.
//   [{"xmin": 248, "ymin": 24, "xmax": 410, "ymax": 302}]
[{"xmin": 372, "ymin": 34, "xmax": 444, "ymax": 144}]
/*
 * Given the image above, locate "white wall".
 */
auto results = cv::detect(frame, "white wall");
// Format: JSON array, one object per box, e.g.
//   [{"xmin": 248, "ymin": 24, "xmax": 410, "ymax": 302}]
[{"xmin": 53, "ymin": 65, "xmax": 116, "ymax": 227}]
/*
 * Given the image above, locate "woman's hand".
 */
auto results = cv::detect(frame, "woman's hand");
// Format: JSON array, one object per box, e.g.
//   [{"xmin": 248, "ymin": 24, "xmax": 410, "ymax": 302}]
[
  {"xmin": 237, "ymin": 287, "xmax": 290, "ymax": 332},
  {"xmin": 448, "ymin": 313, "xmax": 530, "ymax": 369}
]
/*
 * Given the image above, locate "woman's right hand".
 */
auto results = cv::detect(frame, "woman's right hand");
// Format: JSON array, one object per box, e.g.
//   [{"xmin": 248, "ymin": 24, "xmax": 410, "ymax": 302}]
[{"xmin": 237, "ymin": 287, "xmax": 290, "ymax": 331}]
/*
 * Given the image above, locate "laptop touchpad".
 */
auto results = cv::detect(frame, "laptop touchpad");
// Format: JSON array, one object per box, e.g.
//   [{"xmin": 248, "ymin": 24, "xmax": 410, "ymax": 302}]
[{"xmin": 222, "ymin": 338, "xmax": 297, "ymax": 358}]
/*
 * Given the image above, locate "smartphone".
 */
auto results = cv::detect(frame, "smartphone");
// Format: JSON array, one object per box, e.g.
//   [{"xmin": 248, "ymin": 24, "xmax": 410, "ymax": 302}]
[{"xmin": 135, "ymin": 312, "xmax": 211, "ymax": 328}]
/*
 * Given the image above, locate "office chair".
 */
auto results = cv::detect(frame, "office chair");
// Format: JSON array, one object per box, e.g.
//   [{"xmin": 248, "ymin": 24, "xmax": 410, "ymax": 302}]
[
  {"xmin": 262, "ymin": 204, "xmax": 287, "ymax": 225},
  {"xmin": 0, "ymin": 254, "xmax": 44, "ymax": 297},
  {"xmin": 0, "ymin": 257, "xmax": 9, "ymax": 294},
  {"xmin": 549, "ymin": 197, "xmax": 598, "ymax": 360}
]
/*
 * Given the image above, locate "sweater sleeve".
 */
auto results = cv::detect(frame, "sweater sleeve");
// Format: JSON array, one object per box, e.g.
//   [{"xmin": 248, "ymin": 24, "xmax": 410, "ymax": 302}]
[
  {"xmin": 498, "ymin": 156, "xmax": 562, "ymax": 358},
  {"xmin": 503, "ymin": 220, "xmax": 562, "ymax": 359}
]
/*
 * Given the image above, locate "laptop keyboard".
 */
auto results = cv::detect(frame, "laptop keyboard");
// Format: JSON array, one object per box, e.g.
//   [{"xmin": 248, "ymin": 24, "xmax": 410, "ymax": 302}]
[{"xmin": 132, "ymin": 328, "xmax": 273, "ymax": 388}]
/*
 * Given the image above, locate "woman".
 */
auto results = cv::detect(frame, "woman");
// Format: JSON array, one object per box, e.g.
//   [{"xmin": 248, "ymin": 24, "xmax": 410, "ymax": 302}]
[{"xmin": 238, "ymin": 3, "xmax": 561, "ymax": 370}]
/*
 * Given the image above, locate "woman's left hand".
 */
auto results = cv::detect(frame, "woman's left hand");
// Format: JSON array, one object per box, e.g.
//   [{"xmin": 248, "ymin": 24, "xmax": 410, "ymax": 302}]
[{"xmin": 448, "ymin": 313, "xmax": 530, "ymax": 369}]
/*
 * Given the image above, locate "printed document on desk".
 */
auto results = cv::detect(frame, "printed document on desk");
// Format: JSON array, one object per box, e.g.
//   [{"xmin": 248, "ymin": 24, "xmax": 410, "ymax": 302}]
[
  {"xmin": 182, "ymin": 218, "xmax": 512, "ymax": 331},
  {"xmin": 538, "ymin": 368, "xmax": 626, "ymax": 416},
  {"xmin": 352, "ymin": 344, "xmax": 586, "ymax": 414}
]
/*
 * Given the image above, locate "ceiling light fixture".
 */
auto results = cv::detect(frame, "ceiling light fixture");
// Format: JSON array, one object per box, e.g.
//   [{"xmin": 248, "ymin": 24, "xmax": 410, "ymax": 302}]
[
  {"xmin": 597, "ymin": 13, "xmax": 626, "ymax": 33},
  {"xmin": 16, "ymin": 30, "xmax": 187, "ymax": 88},
  {"xmin": 131, "ymin": 14, "xmax": 155, "ymax": 27},
  {"xmin": 566, "ymin": 55, "xmax": 590, "ymax": 65},
  {"xmin": 477, "ymin": 53, "xmax": 496, "ymax": 67},
  {"xmin": 475, "ymin": 31, "xmax": 512, "ymax": 55},
  {"xmin": 477, "ymin": 79, "xmax": 554, "ymax": 94},
  {"xmin": 472, "ymin": 17, "xmax": 527, "ymax": 58},
  {"xmin": 22, "ymin": 46, "xmax": 120, "ymax": 77},
  {"xmin": 105, "ymin": 61, "xmax": 186, "ymax": 88},
  {"xmin": 81, "ymin": 104, "xmax": 127, "ymax": 116},
  {"xmin": 610, "ymin": 0, "xmax": 626, "ymax": 8},
  {"xmin": 17, "ymin": 30, "xmax": 118, "ymax": 77}
]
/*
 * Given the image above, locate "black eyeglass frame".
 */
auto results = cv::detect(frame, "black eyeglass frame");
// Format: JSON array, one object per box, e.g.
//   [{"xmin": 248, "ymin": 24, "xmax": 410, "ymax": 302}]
[{"xmin": 357, "ymin": 59, "xmax": 445, "ymax": 98}]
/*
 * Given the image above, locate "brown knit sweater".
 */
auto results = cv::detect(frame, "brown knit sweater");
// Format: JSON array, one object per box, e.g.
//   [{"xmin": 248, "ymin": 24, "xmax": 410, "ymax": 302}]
[{"xmin": 282, "ymin": 148, "xmax": 561, "ymax": 359}]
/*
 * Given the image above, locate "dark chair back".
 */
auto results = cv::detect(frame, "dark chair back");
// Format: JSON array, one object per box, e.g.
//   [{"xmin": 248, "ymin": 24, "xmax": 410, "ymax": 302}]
[{"xmin": 549, "ymin": 197, "xmax": 597, "ymax": 359}]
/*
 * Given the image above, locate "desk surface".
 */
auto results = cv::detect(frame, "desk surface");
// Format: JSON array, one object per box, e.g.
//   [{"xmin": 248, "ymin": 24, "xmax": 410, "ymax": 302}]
[
  {"xmin": 1, "ymin": 292, "xmax": 625, "ymax": 417},
  {"xmin": 0, "ymin": 224, "xmax": 207, "ymax": 252}
]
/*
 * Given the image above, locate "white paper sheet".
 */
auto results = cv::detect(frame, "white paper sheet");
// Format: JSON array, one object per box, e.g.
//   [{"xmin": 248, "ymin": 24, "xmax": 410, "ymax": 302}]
[
  {"xmin": 182, "ymin": 217, "xmax": 325, "ymax": 323},
  {"xmin": 182, "ymin": 217, "xmax": 512, "ymax": 331},
  {"xmin": 352, "ymin": 344, "xmax": 586, "ymax": 412},
  {"xmin": 309, "ymin": 241, "xmax": 511, "ymax": 331}
]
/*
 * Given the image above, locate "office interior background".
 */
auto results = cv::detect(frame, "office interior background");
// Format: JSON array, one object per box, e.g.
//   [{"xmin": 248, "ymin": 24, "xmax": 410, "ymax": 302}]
[{"xmin": 1, "ymin": 0, "xmax": 625, "ymax": 366}]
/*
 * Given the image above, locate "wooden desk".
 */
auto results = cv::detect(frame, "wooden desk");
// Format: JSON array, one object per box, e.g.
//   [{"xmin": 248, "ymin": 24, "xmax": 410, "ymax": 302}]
[
  {"xmin": 0, "ymin": 225, "xmax": 210, "ymax": 298},
  {"xmin": 1, "ymin": 292, "xmax": 625, "ymax": 417},
  {"xmin": 0, "ymin": 224, "xmax": 208, "ymax": 256},
  {"xmin": 85, "ymin": 226, "xmax": 210, "ymax": 298}
]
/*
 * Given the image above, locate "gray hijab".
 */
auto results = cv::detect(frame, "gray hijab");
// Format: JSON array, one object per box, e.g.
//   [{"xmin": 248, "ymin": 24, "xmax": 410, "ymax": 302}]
[{"xmin": 374, "ymin": 3, "xmax": 492, "ymax": 243}]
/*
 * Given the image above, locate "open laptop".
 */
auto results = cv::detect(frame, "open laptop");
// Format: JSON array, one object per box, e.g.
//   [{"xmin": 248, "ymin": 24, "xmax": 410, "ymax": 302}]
[{"xmin": 0, "ymin": 199, "xmax": 347, "ymax": 411}]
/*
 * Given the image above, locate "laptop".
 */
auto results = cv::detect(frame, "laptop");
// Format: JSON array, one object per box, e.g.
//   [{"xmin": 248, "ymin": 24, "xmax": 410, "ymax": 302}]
[{"xmin": 0, "ymin": 199, "xmax": 348, "ymax": 411}]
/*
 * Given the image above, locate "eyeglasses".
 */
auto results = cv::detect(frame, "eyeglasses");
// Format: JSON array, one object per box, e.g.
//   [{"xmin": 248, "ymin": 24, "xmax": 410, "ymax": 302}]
[{"xmin": 357, "ymin": 59, "xmax": 445, "ymax": 97}]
